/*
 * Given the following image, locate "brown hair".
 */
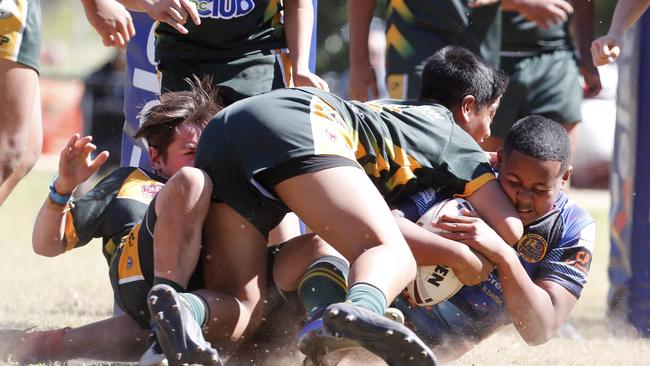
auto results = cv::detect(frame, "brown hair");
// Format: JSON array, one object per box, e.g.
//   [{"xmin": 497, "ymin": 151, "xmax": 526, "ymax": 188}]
[{"xmin": 134, "ymin": 75, "xmax": 224, "ymax": 159}]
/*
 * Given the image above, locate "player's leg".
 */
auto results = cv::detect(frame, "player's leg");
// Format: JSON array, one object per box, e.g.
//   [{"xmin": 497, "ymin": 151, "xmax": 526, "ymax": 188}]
[
  {"xmin": 146, "ymin": 167, "xmax": 222, "ymax": 365},
  {"xmin": 0, "ymin": 60, "xmax": 40, "ymax": 204},
  {"xmin": 0, "ymin": 313, "xmax": 148, "ymax": 363},
  {"xmin": 272, "ymin": 166, "xmax": 436, "ymax": 365}
]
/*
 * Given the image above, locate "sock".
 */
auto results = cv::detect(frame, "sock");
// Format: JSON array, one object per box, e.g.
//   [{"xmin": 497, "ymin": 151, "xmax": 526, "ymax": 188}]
[
  {"xmin": 178, "ymin": 292, "xmax": 210, "ymax": 327},
  {"xmin": 346, "ymin": 282, "xmax": 387, "ymax": 315},
  {"xmin": 298, "ymin": 255, "xmax": 349, "ymax": 320},
  {"xmin": 153, "ymin": 276, "xmax": 186, "ymax": 293}
]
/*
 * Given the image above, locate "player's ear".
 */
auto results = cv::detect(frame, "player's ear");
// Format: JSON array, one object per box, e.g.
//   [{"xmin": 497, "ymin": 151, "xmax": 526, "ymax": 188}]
[
  {"xmin": 561, "ymin": 165, "xmax": 573, "ymax": 189},
  {"xmin": 149, "ymin": 147, "xmax": 163, "ymax": 172},
  {"xmin": 452, "ymin": 95, "xmax": 475, "ymax": 128},
  {"xmin": 495, "ymin": 148, "xmax": 504, "ymax": 171}
]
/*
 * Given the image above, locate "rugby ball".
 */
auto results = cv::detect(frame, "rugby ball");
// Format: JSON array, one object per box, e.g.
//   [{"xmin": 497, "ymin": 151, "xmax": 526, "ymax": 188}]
[{"xmin": 405, "ymin": 198, "xmax": 475, "ymax": 306}]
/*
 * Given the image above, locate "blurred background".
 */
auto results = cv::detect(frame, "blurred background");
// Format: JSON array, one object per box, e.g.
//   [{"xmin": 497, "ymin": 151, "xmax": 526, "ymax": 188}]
[{"xmin": 39, "ymin": 0, "xmax": 620, "ymax": 187}]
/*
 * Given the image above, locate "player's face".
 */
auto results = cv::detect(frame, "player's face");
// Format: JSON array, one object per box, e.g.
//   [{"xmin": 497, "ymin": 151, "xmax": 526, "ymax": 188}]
[
  {"xmin": 156, "ymin": 123, "xmax": 202, "ymax": 179},
  {"xmin": 468, "ymin": 97, "xmax": 500, "ymax": 143},
  {"xmin": 496, "ymin": 149, "xmax": 570, "ymax": 225}
]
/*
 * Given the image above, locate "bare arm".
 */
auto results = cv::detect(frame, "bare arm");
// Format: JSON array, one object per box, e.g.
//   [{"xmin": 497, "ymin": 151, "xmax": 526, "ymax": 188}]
[
  {"xmin": 436, "ymin": 214, "xmax": 583, "ymax": 345},
  {"xmin": 393, "ymin": 214, "xmax": 494, "ymax": 285},
  {"xmin": 283, "ymin": 0, "xmax": 329, "ymax": 90},
  {"xmin": 472, "ymin": 0, "xmax": 574, "ymax": 30},
  {"xmin": 117, "ymin": 0, "xmax": 201, "ymax": 34},
  {"xmin": 571, "ymin": 0, "xmax": 601, "ymax": 98},
  {"xmin": 464, "ymin": 179, "xmax": 523, "ymax": 245},
  {"xmin": 82, "ymin": 0, "xmax": 135, "ymax": 48},
  {"xmin": 348, "ymin": 0, "xmax": 378, "ymax": 101},
  {"xmin": 592, "ymin": 0, "xmax": 650, "ymax": 65},
  {"xmin": 32, "ymin": 135, "xmax": 109, "ymax": 257}
]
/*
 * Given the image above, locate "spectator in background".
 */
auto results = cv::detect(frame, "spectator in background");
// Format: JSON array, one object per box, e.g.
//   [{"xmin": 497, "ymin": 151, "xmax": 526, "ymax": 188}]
[
  {"xmin": 0, "ymin": 0, "xmax": 42, "ymax": 206},
  {"xmin": 81, "ymin": 49, "xmax": 126, "ymax": 174},
  {"xmin": 348, "ymin": 0, "xmax": 571, "ymax": 102},
  {"xmin": 592, "ymin": 0, "xmax": 650, "ymax": 66},
  {"xmin": 480, "ymin": 0, "xmax": 601, "ymax": 155}
]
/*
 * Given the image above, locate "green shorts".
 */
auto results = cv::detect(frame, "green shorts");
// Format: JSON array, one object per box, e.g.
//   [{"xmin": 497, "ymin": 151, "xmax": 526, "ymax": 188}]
[
  {"xmin": 158, "ymin": 53, "xmax": 289, "ymax": 105},
  {"xmin": 194, "ymin": 88, "xmax": 362, "ymax": 237},
  {"xmin": 0, "ymin": 0, "xmax": 41, "ymax": 72},
  {"xmin": 491, "ymin": 50, "xmax": 582, "ymax": 139}
]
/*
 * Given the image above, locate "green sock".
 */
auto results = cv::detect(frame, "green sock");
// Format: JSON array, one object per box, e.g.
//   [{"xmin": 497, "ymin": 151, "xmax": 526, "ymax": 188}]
[
  {"xmin": 152, "ymin": 277, "xmax": 209, "ymax": 327},
  {"xmin": 178, "ymin": 293, "xmax": 210, "ymax": 327},
  {"xmin": 298, "ymin": 255, "xmax": 349, "ymax": 320},
  {"xmin": 346, "ymin": 282, "xmax": 387, "ymax": 315}
]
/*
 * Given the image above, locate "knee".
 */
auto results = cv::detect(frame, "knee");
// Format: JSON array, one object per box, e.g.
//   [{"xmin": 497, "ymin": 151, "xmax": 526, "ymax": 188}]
[{"xmin": 161, "ymin": 167, "xmax": 212, "ymax": 208}]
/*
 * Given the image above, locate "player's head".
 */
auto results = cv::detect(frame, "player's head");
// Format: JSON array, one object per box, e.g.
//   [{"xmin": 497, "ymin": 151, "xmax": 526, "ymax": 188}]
[
  {"xmin": 419, "ymin": 46, "xmax": 508, "ymax": 143},
  {"xmin": 135, "ymin": 76, "xmax": 224, "ymax": 178},
  {"xmin": 496, "ymin": 115, "xmax": 572, "ymax": 225}
]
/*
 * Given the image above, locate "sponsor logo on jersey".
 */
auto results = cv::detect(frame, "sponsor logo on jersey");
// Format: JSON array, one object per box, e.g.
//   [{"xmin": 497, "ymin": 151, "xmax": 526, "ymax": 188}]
[
  {"xmin": 195, "ymin": 0, "xmax": 256, "ymax": 20},
  {"xmin": 127, "ymin": 256, "xmax": 133, "ymax": 269},
  {"xmin": 561, "ymin": 247, "xmax": 592, "ymax": 273},
  {"xmin": 516, "ymin": 233, "xmax": 548, "ymax": 263},
  {"xmin": 141, "ymin": 184, "xmax": 162, "ymax": 198}
]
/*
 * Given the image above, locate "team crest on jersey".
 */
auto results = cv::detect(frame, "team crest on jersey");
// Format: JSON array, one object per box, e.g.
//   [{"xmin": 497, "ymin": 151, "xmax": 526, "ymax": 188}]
[
  {"xmin": 516, "ymin": 233, "xmax": 548, "ymax": 263},
  {"xmin": 141, "ymin": 184, "xmax": 162, "ymax": 198},
  {"xmin": 195, "ymin": 0, "xmax": 256, "ymax": 19}
]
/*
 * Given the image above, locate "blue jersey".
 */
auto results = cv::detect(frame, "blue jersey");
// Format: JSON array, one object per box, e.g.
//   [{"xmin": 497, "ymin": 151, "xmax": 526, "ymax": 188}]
[{"xmin": 393, "ymin": 189, "xmax": 595, "ymax": 344}]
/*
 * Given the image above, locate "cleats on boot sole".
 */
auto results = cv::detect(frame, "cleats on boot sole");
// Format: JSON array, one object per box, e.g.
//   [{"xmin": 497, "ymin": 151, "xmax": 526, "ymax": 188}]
[
  {"xmin": 322, "ymin": 303, "xmax": 437, "ymax": 366},
  {"xmin": 147, "ymin": 284, "xmax": 222, "ymax": 366}
]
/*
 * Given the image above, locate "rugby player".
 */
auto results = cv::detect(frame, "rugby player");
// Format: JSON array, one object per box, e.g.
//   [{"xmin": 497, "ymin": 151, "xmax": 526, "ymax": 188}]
[
  {"xmin": 144, "ymin": 45, "xmax": 523, "ymax": 366},
  {"xmin": 0, "ymin": 77, "xmax": 223, "ymax": 364},
  {"xmin": 0, "ymin": 0, "xmax": 42, "ymax": 206},
  {"xmin": 282, "ymin": 115, "xmax": 594, "ymax": 364}
]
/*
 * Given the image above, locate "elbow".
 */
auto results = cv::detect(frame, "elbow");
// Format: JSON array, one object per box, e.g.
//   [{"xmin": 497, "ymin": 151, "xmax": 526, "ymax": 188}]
[{"xmin": 520, "ymin": 326, "xmax": 555, "ymax": 346}]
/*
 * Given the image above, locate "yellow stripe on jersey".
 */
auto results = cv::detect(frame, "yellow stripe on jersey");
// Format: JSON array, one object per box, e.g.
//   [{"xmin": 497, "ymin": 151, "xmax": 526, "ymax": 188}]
[
  {"xmin": 277, "ymin": 52, "xmax": 292, "ymax": 87},
  {"xmin": 386, "ymin": 144, "xmax": 422, "ymax": 190},
  {"xmin": 116, "ymin": 169, "xmax": 164, "ymax": 204},
  {"xmin": 264, "ymin": 0, "xmax": 281, "ymax": 24},
  {"xmin": 454, "ymin": 172, "xmax": 497, "ymax": 198},
  {"xmin": 117, "ymin": 223, "xmax": 145, "ymax": 284},
  {"xmin": 387, "ymin": 0, "xmax": 415, "ymax": 23},
  {"xmin": 63, "ymin": 209, "xmax": 79, "ymax": 252},
  {"xmin": 310, "ymin": 96, "xmax": 357, "ymax": 160},
  {"xmin": 386, "ymin": 25, "xmax": 414, "ymax": 60},
  {"xmin": 0, "ymin": 0, "xmax": 27, "ymax": 63}
]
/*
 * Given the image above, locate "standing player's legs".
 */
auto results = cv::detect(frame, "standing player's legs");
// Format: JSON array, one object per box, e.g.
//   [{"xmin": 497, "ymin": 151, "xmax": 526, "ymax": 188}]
[{"xmin": 0, "ymin": 60, "xmax": 41, "ymax": 205}]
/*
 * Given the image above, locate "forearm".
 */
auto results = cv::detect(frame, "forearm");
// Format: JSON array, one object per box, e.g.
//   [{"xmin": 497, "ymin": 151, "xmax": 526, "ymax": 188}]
[
  {"xmin": 465, "ymin": 179, "xmax": 523, "ymax": 245},
  {"xmin": 495, "ymin": 250, "xmax": 558, "ymax": 345},
  {"xmin": 116, "ymin": 0, "xmax": 146, "ymax": 12},
  {"xmin": 32, "ymin": 198, "xmax": 68, "ymax": 257},
  {"xmin": 284, "ymin": 0, "xmax": 314, "ymax": 73},
  {"xmin": 348, "ymin": 0, "xmax": 376, "ymax": 69},
  {"xmin": 395, "ymin": 216, "xmax": 469, "ymax": 267},
  {"xmin": 609, "ymin": 0, "xmax": 650, "ymax": 36},
  {"xmin": 570, "ymin": 0, "xmax": 595, "ymax": 60}
]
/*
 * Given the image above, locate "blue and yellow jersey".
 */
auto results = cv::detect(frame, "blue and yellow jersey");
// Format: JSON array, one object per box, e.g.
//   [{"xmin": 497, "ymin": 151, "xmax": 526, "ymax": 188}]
[
  {"xmin": 155, "ymin": 0, "xmax": 286, "ymax": 60},
  {"xmin": 62, "ymin": 167, "xmax": 165, "ymax": 264},
  {"xmin": 396, "ymin": 189, "xmax": 595, "ymax": 340}
]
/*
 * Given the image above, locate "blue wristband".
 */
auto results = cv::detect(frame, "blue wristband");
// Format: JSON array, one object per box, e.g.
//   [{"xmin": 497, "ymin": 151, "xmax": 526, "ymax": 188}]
[{"xmin": 49, "ymin": 176, "xmax": 71, "ymax": 205}]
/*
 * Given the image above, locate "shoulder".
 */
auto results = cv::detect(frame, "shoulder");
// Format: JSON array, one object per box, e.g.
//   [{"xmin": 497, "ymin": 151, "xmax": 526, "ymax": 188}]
[{"xmin": 555, "ymin": 192, "xmax": 595, "ymax": 250}]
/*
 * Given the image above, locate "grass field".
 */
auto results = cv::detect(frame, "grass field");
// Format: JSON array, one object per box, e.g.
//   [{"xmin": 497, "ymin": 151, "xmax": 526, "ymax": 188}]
[{"xmin": 1, "ymin": 164, "xmax": 649, "ymax": 365}]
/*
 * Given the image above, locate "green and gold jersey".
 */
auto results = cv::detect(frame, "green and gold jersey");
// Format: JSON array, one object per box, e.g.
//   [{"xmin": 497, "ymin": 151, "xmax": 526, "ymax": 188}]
[
  {"xmin": 383, "ymin": 0, "xmax": 501, "ymax": 70},
  {"xmin": 62, "ymin": 167, "xmax": 165, "ymax": 264},
  {"xmin": 501, "ymin": 11, "xmax": 572, "ymax": 53},
  {"xmin": 155, "ymin": 0, "xmax": 286, "ymax": 60},
  {"xmin": 299, "ymin": 88, "xmax": 495, "ymax": 203}
]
